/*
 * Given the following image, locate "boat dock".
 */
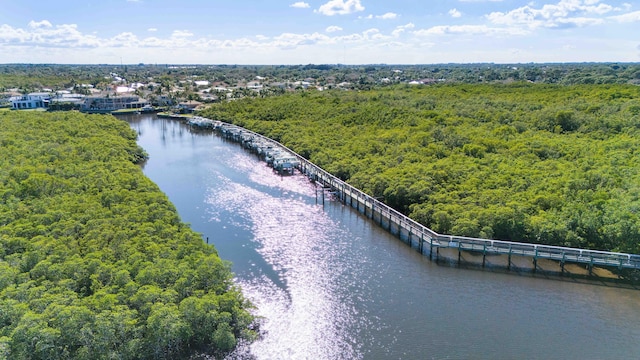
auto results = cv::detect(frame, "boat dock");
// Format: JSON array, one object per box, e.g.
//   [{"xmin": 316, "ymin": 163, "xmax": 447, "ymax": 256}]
[
  {"xmin": 188, "ymin": 117, "xmax": 640, "ymax": 282},
  {"xmin": 187, "ymin": 117, "xmax": 300, "ymax": 175}
]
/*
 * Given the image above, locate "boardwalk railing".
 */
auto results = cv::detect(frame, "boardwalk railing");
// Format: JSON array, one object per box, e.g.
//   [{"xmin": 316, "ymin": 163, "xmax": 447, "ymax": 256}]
[{"xmin": 196, "ymin": 118, "xmax": 640, "ymax": 276}]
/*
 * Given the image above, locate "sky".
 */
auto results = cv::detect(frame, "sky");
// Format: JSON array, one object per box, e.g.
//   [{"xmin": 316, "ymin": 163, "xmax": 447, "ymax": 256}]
[{"xmin": 0, "ymin": 0, "xmax": 639, "ymax": 64}]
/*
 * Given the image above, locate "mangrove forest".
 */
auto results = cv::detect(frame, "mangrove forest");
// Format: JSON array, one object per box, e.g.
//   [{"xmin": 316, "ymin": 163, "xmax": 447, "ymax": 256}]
[
  {"xmin": 201, "ymin": 83, "xmax": 640, "ymax": 254},
  {"xmin": 0, "ymin": 111, "xmax": 254, "ymax": 359}
]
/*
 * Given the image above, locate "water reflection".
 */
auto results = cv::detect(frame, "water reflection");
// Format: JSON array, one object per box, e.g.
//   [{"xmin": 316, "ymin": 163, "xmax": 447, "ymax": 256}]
[
  {"xmin": 204, "ymin": 150, "xmax": 365, "ymax": 358},
  {"xmin": 125, "ymin": 114, "xmax": 640, "ymax": 360}
]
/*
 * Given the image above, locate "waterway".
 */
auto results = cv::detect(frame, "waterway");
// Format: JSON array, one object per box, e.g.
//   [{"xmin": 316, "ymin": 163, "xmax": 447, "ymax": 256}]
[{"xmin": 124, "ymin": 114, "xmax": 640, "ymax": 359}]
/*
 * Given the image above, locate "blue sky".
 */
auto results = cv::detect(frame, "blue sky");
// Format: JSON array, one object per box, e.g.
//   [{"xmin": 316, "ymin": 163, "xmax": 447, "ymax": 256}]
[{"xmin": 0, "ymin": 0, "xmax": 639, "ymax": 64}]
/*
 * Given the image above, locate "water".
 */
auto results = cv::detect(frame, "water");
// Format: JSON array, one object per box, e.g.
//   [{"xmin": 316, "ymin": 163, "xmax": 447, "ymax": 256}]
[{"xmin": 124, "ymin": 114, "xmax": 640, "ymax": 359}]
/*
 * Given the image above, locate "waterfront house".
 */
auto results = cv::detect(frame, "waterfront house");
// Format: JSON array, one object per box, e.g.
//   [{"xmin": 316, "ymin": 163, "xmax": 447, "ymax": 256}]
[
  {"xmin": 178, "ymin": 100, "xmax": 203, "ymax": 112},
  {"xmin": 81, "ymin": 95, "xmax": 148, "ymax": 113},
  {"xmin": 10, "ymin": 93, "xmax": 51, "ymax": 110}
]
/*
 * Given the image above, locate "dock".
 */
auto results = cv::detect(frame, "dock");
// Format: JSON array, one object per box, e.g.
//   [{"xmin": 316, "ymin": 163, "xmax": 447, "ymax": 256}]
[
  {"xmin": 188, "ymin": 117, "xmax": 640, "ymax": 282},
  {"xmin": 187, "ymin": 117, "xmax": 301, "ymax": 175}
]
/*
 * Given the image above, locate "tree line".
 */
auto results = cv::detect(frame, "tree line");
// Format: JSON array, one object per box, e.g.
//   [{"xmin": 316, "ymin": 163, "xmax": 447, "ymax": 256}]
[
  {"xmin": 0, "ymin": 111, "xmax": 254, "ymax": 359},
  {"xmin": 1, "ymin": 63, "xmax": 639, "ymax": 95}
]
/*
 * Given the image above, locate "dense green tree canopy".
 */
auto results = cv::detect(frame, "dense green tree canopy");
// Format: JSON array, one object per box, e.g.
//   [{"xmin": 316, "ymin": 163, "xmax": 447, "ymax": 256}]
[
  {"xmin": 201, "ymin": 83, "xmax": 640, "ymax": 253},
  {"xmin": 0, "ymin": 111, "xmax": 254, "ymax": 359}
]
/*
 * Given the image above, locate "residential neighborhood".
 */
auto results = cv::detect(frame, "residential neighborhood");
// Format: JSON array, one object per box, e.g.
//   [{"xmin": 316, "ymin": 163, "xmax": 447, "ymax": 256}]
[{"xmin": 2, "ymin": 63, "xmax": 639, "ymax": 114}]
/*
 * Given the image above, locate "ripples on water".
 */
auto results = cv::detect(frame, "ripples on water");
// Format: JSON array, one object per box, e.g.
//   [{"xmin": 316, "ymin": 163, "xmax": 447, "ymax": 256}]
[{"xmin": 205, "ymin": 151, "xmax": 371, "ymax": 359}]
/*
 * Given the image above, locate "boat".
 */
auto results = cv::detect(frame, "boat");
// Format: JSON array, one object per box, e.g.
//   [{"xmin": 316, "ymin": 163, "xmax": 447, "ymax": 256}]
[{"xmin": 140, "ymin": 104, "xmax": 155, "ymax": 113}]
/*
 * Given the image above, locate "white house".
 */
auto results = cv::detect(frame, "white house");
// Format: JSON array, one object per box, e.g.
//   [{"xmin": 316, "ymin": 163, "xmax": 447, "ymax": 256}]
[
  {"xmin": 246, "ymin": 81, "xmax": 263, "ymax": 90},
  {"xmin": 10, "ymin": 93, "xmax": 50, "ymax": 110}
]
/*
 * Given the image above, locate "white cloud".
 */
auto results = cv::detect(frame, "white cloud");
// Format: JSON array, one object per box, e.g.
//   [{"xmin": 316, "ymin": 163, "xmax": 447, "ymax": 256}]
[
  {"xmin": 28, "ymin": 20, "xmax": 52, "ymax": 29},
  {"xmin": 4, "ymin": 22, "xmax": 102, "ymax": 48},
  {"xmin": 414, "ymin": 24, "xmax": 528, "ymax": 36},
  {"xmin": 171, "ymin": 30, "xmax": 194, "ymax": 38},
  {"xmin": 0, "ymin": 24, "xmax": 29, "ymax": 43},
  {"xmin": 363, "ymin": 28, "xmax": 383, "ymax": 39},
  {"xmin": 290, "ymin": 2, "xmax": 310, "ymax": 8},
  {"xmin": 271, "ymin": 32, "xmax": 332, "ymax": 49},
  {"xmin": 392, "ymin": 22, "xmax": 415, "ymax": 37},
  {"xmin": 377, "ymin": 12, "xmax": 398, "ymax": 20},
  {"xmin": 2, "ymin": 11, "xmax": 638, "ymax": 65},
  {"xmin": 609, "ymin": 10, "xmax": 640, "ymax": 22},
  {"xmin": 316, "ymin": 0, "xmax": 364, "ymax": 16},
  {"xmin": 449, "ymin": 8, "xmax": 462, "ymax": 18},
  {"xmin": 487, "ymin": 0, "xmax": 615, "ymax": 29}
]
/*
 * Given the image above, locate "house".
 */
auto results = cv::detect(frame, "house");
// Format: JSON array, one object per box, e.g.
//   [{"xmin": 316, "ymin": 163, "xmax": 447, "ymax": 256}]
[
  {"xmin": 153, "ymin": 95, "xmax": 175, "ymax": 107},
  {"xmin": 10, "ymin": 93, "xmax": 51, "ymax": 110},
  {"xmin": 293, "ymin": 81, "xmax": 311, "ymax": 89},
  {"xmin": 81, "ymin": 95, "xmax": 148, "ymax": 113},
  {"xmin": 194, "ymin": 80, "xmax": 210, "ymax": 87},
  {"xmin": 49, "ymin": 90, "xmax": 85, "ymax": 109},
  {"xmin": 246, "ymin": 81, "xmax": 263, "ymax": 90},
  {"xmin": 178, "ymin": 100, "xmax": 203, "ymax": 112}
]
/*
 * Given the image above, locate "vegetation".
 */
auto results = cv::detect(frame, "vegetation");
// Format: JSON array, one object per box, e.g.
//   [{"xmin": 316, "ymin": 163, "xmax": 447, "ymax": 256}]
[
  {"xmin": 201, "ymin": 83, "xmax": 640, "ymax": 254},
  {"xmin": 1, "ymin": 63, "xmax": 639, "ymax": 98},
  {"xmin": 0, "ymin": 111, "xmax": 254, "ymax": 359}
]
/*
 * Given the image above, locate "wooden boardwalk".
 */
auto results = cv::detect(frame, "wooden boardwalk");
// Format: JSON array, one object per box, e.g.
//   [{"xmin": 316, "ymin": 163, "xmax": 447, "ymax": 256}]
[
  {"xmin": 198, "ymin": 118, "xmax": 640, "ymax": 278},
  {"xmin": 301, "ymin": 162, "xmax": 640, "ymax": 273}
]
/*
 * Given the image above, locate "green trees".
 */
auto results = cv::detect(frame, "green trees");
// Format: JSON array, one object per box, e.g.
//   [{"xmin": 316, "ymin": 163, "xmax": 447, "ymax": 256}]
[
  {"xmin": 0, "ymin": 111, "xmax": 254, "ymax": 359},
  {"xmin": 201, "ymin": 83, "xmax": 640, "ymax": 253}
]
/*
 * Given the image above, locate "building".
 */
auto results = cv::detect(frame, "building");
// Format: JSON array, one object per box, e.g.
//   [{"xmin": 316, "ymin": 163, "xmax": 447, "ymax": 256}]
[
  {"xmin": 81, "ymin": 95, "xmax": 148, "ymax": 113},
  {"xmin": 177, "ymin": 100, "xmax": 203, "ymax": 113},
  {"xmin": 152, "ymin": 95, "xmax": 175, "ymax": 107},
  {"xmin": 44, "ymin": 93, "xmax": 85, "ymax": 111},
  {"xmin": 10, "ymin": 93, "xmax": 50, "ymax": 110}
]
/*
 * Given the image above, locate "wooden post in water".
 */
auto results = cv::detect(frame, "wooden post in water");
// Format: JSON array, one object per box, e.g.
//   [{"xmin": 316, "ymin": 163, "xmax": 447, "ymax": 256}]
[
  {"xmin": 408, "ymin": 228, "xmax": 413, "ymax": 248},
  {"xmin": 342, "ymin": 184, "xmax": 347, "ymax": 205},
  {"xmin": 482, "ymin": 243, "xmax": 486, "ymax": 268},
  {"xmin": 429, "ymin": 237, "xmax": 433, "ymax": 260}
]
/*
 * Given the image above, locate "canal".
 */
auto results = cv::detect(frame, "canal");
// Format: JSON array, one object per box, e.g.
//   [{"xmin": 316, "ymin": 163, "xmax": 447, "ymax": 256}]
[{"xmin": 124, "ymin": 114, "xmax": 640, "ymax": 359}]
